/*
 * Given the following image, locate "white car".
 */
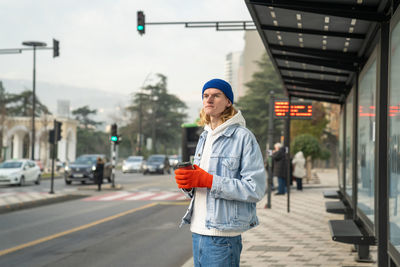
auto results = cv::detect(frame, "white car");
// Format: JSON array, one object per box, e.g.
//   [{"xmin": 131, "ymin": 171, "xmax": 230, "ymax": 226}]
[
  {"xmin": 122, "ymin": 156, "xmax": 144, "ymax": 173},
  {"xmin": 0, "ymin": 160, "xmax": 41, "ymax": 186}
]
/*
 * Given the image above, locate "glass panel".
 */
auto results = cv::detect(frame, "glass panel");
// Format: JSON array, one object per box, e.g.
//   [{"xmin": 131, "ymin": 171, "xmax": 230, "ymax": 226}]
[
  {"xmin": 345, "ymin": 91, "xmax": 353, "ymax": 197},
  {"xmin": 338, "ymin": 109, "xmax": 344, "ymax": 189},
  {"xmin": 357, "ymin": 60, "xmax": 376, "ymax": 222},
  {"xmin": 389, "ymin": 19, "xmax": 400, "ymax": 248}
]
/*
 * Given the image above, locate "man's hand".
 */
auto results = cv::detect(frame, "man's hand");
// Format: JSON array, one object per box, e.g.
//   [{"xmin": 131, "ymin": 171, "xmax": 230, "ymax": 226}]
[{"xmin": 174, "ymin": 164, "xmax": 213, "ymax": 189}]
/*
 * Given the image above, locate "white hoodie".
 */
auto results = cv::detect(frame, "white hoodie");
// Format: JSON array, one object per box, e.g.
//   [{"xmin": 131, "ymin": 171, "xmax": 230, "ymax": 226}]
[{"xmin": 190, "ymin": 111, "xmax": 246, "ymax": 236}]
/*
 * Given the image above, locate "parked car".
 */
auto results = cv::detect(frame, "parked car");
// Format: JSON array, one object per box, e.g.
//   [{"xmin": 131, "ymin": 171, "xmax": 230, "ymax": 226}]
[
  {"xmin": 122, "ymin": 156, "xmax": 144, "ymax": 173},
  {"xmin": 168, "ymin": 155, "xmax": 182, "ymax": 168},
  {"xmin": 64, "ymin": 154, "xmax": 112, "ymax": 185},
  {"xmin": 0, "ymin": 159, "xmax": 41, "ymax": 186},
  {"xmin": 142, "ymin": 154, "xmax": 171, "ymax": 175}
]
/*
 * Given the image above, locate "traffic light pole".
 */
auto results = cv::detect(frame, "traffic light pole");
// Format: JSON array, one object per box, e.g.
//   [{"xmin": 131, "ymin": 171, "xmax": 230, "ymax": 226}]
[
  {"xmin": 50, "ymin": 119, "xmax": 56, "ymax": 194},
  {"xmin": 111, "ymin": 142, "xmax": 116, "ymax": 188}
]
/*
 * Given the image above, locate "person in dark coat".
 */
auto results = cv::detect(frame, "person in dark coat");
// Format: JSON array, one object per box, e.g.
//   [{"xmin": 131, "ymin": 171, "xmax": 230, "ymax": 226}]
[
  {"xmin": 95, "ymin": 157, "xmax": 104, "ymax": 191},
  {"xmin": 272, "ymin": 143, "xmax": 287, "ymax": 195}
]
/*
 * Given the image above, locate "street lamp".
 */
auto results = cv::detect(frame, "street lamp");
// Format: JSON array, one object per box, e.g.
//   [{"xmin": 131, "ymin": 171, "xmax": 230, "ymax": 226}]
[{"xmin": 22, "ymin": 41, "xmax": 47, "ymax": 160}]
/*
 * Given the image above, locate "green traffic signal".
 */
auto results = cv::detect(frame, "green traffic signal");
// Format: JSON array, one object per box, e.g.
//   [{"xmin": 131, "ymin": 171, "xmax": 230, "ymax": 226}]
[
  {"xmin": 138, "ymin": 25, "xmax": 144, "ymax": 31},
  {"xmin": 111, "ymin": 136, "xmax": 118, "ymax": 142}
]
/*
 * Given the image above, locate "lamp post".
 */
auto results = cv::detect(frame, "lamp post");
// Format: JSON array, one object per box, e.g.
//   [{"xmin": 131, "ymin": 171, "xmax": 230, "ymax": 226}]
[{"xmin": 22, "ymin": 41, "xmax": 47, "ymax": 160}]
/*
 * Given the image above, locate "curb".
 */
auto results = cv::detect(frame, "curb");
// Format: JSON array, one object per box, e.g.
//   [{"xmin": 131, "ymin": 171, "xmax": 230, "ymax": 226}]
[{"xmin": 0, "ymin": 194, "xmax": 88, "ymax": 214}]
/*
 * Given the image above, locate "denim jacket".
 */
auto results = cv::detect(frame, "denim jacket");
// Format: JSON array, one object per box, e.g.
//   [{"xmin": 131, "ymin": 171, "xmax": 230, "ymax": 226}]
[{"xmin": 180, "ymin": 124, "xmax": 266, "ymax": 231}]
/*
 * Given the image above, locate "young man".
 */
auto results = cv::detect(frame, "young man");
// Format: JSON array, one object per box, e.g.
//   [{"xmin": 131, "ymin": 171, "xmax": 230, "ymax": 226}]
[{"xmin": 175, "ymin": 78, "xmax": 266, "ymax": 267}]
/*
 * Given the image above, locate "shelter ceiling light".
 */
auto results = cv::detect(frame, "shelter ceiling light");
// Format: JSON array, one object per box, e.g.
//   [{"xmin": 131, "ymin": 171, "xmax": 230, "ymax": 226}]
[
  {"xmin": 277, "ymin": 35, "xmax": 282, "ymax": 40},
  {"xmin": 324, "ymin": 25, "xmax": 329, "ymax": 31},
  {"xmin": 273, "ymin": 20, "xmax": 278, "ymax": 26},
  {"xmin": 296, "ymin": 14, "xmax": 302, "ymax": 20},
  {"xmin": 297, "ymin": 22, "xmax": 302, "ymax": 28},
  {"xmin": 349, "ymin": 27, "xmax": 354, "ymax": 33},
  {"xmin": 343, "ymin": 47, "xmax": 348, "ymax": 52},
  {"xmin": 279, "ymin": 41, "xmax": 284, "ymax": 46},
  {"xmin": 351, "ymin": 19, "xmax": 357, "ymax": 26},
  {"xmin": 325, "ymin": 16, "xmax": 330, "ymax": 23},
  {"xmin": 270, "ymin": 11, "xmax": 276, "ymax": 18}
]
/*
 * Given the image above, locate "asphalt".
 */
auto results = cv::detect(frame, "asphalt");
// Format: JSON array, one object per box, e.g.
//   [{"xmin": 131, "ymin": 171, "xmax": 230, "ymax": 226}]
[{"xmin": 0, "ymin": 169, "xmax": 378, "ymax": 266}]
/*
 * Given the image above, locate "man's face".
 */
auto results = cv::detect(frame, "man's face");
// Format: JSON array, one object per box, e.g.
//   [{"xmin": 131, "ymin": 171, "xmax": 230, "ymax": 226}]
[{"xmin": 202, "ymin": 88, "xmax": 231, "ymax": 118}]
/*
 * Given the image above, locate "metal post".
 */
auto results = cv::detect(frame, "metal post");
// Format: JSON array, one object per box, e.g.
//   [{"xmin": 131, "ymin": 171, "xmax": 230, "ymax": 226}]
[
  {"xmin": 111, "ymin": 142, "xmax": 116, "ymax": 188},
  {"xmin": 49, "ymin": 119, "xmax": 56, "ymax": 194},
  {"xmin": 266, "ymin": 91, "xmax": 274, "ymax": 209},
  {"xmin": 285, "ymin": 96, "xmax": 291, "ymax": 213},
  {"xmin": 376, "ymin": 20, "xmax": 389, "ymax": 267},
  {"xmin": 31, "ymin": 47, "xmax": 36, "ymax": 160}
]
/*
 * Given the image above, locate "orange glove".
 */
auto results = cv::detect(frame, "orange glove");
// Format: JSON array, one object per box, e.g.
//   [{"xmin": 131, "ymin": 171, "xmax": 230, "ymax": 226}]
[{"xmin": 174, "ymin": 164, "xmax": 213, "ymax": 189}]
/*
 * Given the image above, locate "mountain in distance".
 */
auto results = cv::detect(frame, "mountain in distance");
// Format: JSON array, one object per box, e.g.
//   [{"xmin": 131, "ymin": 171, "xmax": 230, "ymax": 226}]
[{"xmin": 1, "ymin": 78, "xmax": 200, "ymax": 129}]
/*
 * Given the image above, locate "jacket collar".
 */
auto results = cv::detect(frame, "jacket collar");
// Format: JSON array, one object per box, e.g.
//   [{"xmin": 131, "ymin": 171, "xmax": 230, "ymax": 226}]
[{"xmin": 200, "ymin": 124, "xmax": 239, "ymax": 140}]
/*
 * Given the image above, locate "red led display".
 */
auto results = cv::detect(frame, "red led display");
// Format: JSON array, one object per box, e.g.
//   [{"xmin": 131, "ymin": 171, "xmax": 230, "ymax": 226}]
[{"xmin": 274, "ymin": 100, "xmax": 313, "ymax": 119}]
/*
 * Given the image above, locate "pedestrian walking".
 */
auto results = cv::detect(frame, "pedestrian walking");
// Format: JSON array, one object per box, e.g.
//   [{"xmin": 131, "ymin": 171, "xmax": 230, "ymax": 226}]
[
  {"xmin": 174, "ymin": 78, "xmax": 266, "ymax": 267},
  {"xmin": 272, "ymin": 143, "xmax": 287, "ymax": 195},
  {"xmin": 95, "ymin": 157, "xmax": 104, "ymax": 191},
  {"xmin": 292, "ymin": 151, "xmax": 306, "ymax": 191}
]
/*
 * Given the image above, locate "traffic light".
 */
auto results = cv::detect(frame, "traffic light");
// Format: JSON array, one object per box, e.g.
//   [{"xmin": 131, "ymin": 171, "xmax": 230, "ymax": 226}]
[
  {"xmin": 53, "ymin": 38, "xmax": 59, "ymax": 58},
  {"xmin": 111, "ymin": 123, "xmax": 118, "ymax": 142},
  {"xmin": 56, "ymin": 121, "xmax": 62, "ymax": 141},
  {"xmin": 48, "ymin": 130, "xmax": 55, "ymax": 144},
  {"xmin": 137, "ymin": 11, "xmax": 145, "ymax": 35}
]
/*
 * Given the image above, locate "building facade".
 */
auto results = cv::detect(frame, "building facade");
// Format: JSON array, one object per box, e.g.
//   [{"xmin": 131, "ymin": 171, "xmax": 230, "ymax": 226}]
[{"xmin": 1, "ymin": 116, "xmax": 78, "ymax": 169}]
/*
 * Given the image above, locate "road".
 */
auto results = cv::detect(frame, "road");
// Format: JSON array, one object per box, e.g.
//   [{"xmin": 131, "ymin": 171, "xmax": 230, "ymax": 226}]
[{"xmin": 0, "ymin": 171, "xmax": 193, "ymax": 267}]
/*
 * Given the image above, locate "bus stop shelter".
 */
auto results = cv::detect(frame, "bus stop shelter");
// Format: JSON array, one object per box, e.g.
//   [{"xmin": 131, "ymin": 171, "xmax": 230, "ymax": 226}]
[{"xmin": 245, "ymin": 0, "xmax": 400, "ymax": 266}]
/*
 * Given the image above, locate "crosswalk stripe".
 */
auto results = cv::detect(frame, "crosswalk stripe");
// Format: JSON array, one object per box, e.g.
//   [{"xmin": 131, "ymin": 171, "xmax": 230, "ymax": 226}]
[
  {"xmin": 99, "ymin": 192, "xmax": 132, "ymax": 201},
  {"xmin": 124, "ymin": 192, "xmax": 158, "ymax": 200}
]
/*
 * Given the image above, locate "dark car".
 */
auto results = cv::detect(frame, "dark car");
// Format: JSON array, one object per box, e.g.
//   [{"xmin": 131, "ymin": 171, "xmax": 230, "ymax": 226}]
[
  {"xmin": 64, "ymin": 154, "xmax": 112, "ymax": 184},
  {"xmin": 142, "ymin": 154, "xmax": 171, "ymax": 175}
]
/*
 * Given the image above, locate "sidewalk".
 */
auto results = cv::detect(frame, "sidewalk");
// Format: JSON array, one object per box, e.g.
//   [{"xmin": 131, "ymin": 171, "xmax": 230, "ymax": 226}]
[{"xmin": 183, "ymin": 168, "xmax": 377, "ymax": 267}]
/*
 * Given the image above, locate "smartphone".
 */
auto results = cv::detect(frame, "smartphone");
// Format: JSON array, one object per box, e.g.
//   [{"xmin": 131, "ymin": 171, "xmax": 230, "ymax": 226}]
[{"xmin": 176, "ymin": 161, "xmax": 193, "ymax": 170}]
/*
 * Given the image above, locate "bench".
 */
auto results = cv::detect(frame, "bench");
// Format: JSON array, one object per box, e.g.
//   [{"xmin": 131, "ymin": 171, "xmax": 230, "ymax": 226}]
[
  {"xmin": 323, "ymin": 190, "xmax": 340, "ymax": 199},
  {"xmin": 328, "ymin": 219, "xmax": 376, "ymax": 262},
  {"xmin": 325, "ymin": 201, "xmax": 347, "ymax": 214}
]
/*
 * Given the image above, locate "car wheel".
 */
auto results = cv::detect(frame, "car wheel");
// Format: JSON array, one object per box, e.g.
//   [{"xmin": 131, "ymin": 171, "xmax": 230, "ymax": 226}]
[
  {"xmin": 65, "ymin": 179, "xmax": 72, "ymax": 185},
  {"xmin": 19, "ymin": 176, "xmax": 25, "ymax": 186},
  {"xmin": 35, "ymin": 175, "xmax": 41, "ymax": 185}
]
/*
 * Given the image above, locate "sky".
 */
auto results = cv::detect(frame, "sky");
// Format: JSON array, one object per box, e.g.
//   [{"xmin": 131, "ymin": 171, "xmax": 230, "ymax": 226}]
[{"xmin": 0, "ymin": 0, "xmax": 252, "ymax": 121}]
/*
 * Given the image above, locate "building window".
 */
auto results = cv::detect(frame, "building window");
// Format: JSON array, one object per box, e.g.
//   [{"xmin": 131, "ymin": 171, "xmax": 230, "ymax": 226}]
[
  {"xmin": 345, "ymin": 90, "xmax": 353, "ymax": 197},
  {"xmin": 357, "ymin": 59, "xmax": 376, "ymax": 223},
  {"xmin": 389, "ymin": 19, "xmax": 400, "ymax": 248}
]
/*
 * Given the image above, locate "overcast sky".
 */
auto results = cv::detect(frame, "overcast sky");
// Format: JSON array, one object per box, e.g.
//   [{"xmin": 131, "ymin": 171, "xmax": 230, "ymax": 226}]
[{"xmin": 0, "ymin": 0, "xmax": 252, "ymax": 108}]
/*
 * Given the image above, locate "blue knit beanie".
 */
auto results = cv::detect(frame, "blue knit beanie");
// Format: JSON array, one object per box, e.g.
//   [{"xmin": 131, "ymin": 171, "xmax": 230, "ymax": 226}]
[{"xmin": 202, "ymin": 78, "xmax": 234, "ymax": 104}]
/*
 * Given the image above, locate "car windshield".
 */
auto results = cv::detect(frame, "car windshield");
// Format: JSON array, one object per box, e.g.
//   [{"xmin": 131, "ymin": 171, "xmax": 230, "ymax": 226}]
[
  {"xmin": 74, "ymin": 156, "xmax": 97, "ymax": 165},
  {"xmin": 0, "ymin": 161, "xmax": 23, "ymax": 169},
  {"xmin": 147, "ymin": 156, "xmax": 164, "ymax": 163},
  {"xmin": 127, "ymin": 157, "xmax": 142, "ymax": 162}
]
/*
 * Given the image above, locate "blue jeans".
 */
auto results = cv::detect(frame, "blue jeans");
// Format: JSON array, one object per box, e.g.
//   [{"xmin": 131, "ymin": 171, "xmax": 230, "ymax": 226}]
[
  {"xmin": 192, "ymin": 233, "xmax": 242, "ymax": 267},
  {"xmin": 277, "ymin": 177, "xmax": 287, "ymax": 194}
]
